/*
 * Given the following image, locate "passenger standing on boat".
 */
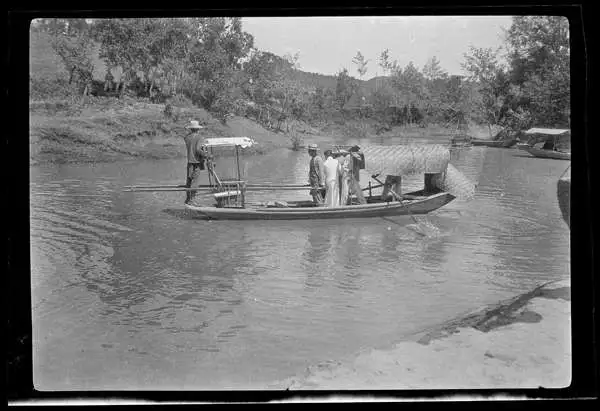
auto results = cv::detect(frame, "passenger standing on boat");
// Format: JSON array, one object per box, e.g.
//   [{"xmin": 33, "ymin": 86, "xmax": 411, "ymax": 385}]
[
  {"xmin": 183, "ymin": 120, "xmax": 208, "ymax": 205},
  {"xmin": 338, "ymin": 152, "xmax": 352, "ymax": 205},
  {"xmin": 323, "ymin": 149, "xmax": 341, "ymax": 207},
  {"xmin": 348, "ymin": 145, "xmax": 367, "ymax": 204},
  {"xmin": 308, "ymin": 144, "xmax": 325, "ymax": 205}
]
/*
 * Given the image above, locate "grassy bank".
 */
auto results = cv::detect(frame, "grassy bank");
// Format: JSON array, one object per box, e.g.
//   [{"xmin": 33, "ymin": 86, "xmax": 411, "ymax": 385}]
[
  {"xmin": 29, "ymin": 97, "xmax": 494, "ymax": 166},
  {"xmin": 29, "ymin": 98, "xmax": 293, "ymax": 165}
]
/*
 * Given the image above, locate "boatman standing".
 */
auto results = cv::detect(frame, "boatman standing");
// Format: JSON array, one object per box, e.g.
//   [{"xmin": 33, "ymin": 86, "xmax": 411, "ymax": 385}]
[
  {"xmin": 183, "ymin": 120, "xmax": 208, "ymax": 205},
  {"xmin": 307, "ymin": 143, "xmax": 325, "ymax": 205}
]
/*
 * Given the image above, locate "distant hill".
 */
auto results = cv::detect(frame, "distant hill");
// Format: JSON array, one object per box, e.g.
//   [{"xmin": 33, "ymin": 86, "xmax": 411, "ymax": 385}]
[
  {"xmin": 287, "ymin": 69, "xmax": 374, "ymax": 94},
  {"xmin": 364, "ymin": 76, "xmax": 392, "ymax": 93},
  {"xmin": 287, "ymin": 70, "xmax": 339, "ymax": 90}
]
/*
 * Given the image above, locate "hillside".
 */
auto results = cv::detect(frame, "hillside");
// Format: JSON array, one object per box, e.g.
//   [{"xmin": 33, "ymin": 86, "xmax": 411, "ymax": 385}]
[
  {"xmin": 30, "ymin": 30, "xmax": 376, "ymax": 103},
  {"xmin": 29, "ymin": 97, "xmax": 297, "ymax": 165},
  {"xmin": 289, "ymin": 70, "xmax": 340, "ymax": 90},
  {"xmin": 30, "ymin": 31, "xmax": 108, "ymax": 81},
  {"xmin": 29, "ymin": 32, "xmax": 295, "ymax": 164},
  {"xmin": 28, "ymin": 28, "xmax": 466, "ymax": 166},
  {"xmin": 289, "ymin": 69, "xmax": 375, "ymax": 94}
]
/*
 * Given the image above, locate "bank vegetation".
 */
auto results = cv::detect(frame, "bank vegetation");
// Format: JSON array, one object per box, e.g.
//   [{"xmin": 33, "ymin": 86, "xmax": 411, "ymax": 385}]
[{"xmin": 29, "ymin": 17, "xmax": 570, "ymax": 163}]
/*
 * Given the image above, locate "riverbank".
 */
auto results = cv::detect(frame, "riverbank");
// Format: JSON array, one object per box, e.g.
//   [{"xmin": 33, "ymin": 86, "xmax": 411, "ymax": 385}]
[
  {"xmin": 29, "ymin": 99, "xmax": 495, "ymax": 166},
  {"xmin": 29, "ymin": 98, "xmax": 292, "ymax": 166},
  {"xmin": 274, "ymin": 279, "xmax": 571, "ymax": 390}
]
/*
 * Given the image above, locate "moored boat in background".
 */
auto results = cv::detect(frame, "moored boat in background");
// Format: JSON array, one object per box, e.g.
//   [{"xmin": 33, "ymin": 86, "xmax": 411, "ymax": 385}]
[
  {"xmin": 519, "ymin": 146, "xmax": 571, "ymax": 160},
  {"xmin": 471, "ymin": 138, "xmax": 519, "ymax": 148},
  {"xmin": 517, "ymin": 128, "xmax": 571, "ymax": 161}
]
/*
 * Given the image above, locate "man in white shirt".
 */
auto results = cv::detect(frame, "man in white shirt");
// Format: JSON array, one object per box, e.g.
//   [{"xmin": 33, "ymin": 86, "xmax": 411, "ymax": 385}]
[{"xmin": 323, "ymin": 150, "xmax": 341, "ymax": 207}]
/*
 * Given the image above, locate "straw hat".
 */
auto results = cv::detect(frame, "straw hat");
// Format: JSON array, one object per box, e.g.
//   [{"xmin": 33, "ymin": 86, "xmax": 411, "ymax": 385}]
[
  {"xmin": 186, "ymin": 120, "xmax": 204, "ymax": 129},
  {"xmin": 307, "ymin": 143, "xmax": 319, "ymax": 151}
]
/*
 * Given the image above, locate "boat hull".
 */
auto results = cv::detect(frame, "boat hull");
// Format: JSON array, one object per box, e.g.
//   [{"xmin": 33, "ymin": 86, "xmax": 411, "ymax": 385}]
[
  {"xmin": 184, "ymin": 192, "xmax": 456, "ymax": 221},
  {"xmin": 557, "ymin": 166, "xmax": 571, "ymax": 229},
  {"xmin": 520, "ymin": 146, "xmax": 571, "ymax": 160},
  {"xmin": 472, "ymin": 139, "xmax": 517, "ymax": 148}
]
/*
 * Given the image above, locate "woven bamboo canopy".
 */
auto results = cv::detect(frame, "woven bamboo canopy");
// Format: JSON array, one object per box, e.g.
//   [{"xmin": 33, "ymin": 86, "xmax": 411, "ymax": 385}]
[
  {"xmin": 361, "ymin": 144, "xmax": 450, "ymax": 176},
  {"xmin": 357, "ymin": 144, "xmax": 475, "ymax": 200}
]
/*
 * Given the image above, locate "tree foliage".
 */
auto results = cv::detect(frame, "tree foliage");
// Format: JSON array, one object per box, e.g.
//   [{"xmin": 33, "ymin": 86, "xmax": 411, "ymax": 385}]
[
  {"xmin": 352, "ymin": 51, "xmax": 370, "ymax": 79},
  {"xmin": 33, "ymin": 18, "xmax": 96, "ymax": 96},
  {"xmin": 335, "ymin": 68, "xmax": 359, "ymax": 110},
  {"xmin": 461, "ymin": 46, "xmax": 510, "ymax": 134},
  {"xmin": 31, "ymin": 17, "xmax": 570, "ymax": 133},
  {"xmin": 422, "ymin": 56, "xmax": 447, "ymax": 81},
  {"xmin": 505, "ymin": 16, "xmax": 570, "ymax": 127}
]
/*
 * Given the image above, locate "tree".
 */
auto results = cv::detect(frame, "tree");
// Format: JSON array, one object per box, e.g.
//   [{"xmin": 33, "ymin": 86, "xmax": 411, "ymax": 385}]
[
  {"xmin": 422, "ymin": 56, "xmax": 447, "ymax": 81},
  {"xmin": 284, "ymin": 51, "xmax": 301, "ymax": 70},
  {"xmin": 92, "ymin": 19, "xmax": 166, "ymax": 96},
  {"xmin": 41, "ymin": 19, "xmax": 96, "ymax": 96},
  {"xmin": 504, "ymin": 16, "xmax": 570, "ymax": 127},
  {"xmin": 378, "ymin": 48, "xmax": 399, "ymax": 76},
  {"xmin": 352, "ymin": 51, "xmax": 370, "ymax": 79},
  {"xmin": 92, "ymin": 17, "xmax": 254, "ymax": 107},
  {"xmin": 420, "ymin": 57, "xmax": 449, "ymax": 123},
  {"xmin": 335, "ymin": 68, "xmax": 358, "ymax": 110},
  {"xmin": 462, "ymin": 46, "xmax": 509, "ymax": 136},
  {"xmin": 241, "ymin": 50, "xmax": 292, "ymax": 126},
  {"xmin": 440, "ymin": 75, "xmax": 475, "ymax": 129},
  {"xmin": 391, "ymin": 61, "xmax": 426, "ymax": 125}
]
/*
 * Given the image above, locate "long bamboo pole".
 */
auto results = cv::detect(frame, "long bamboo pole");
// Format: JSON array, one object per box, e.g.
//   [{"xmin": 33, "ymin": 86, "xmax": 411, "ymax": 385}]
[
  {"xmin": 123, "ymin": 183, "xmax": 311, "ymax": 189},
  {"xmin": 124, "ymin": 186, "xmax": 313, "ymax": 193},
  {"xmin": 123, "ymin": 183, "xmax": 385, "ymax": 193}
]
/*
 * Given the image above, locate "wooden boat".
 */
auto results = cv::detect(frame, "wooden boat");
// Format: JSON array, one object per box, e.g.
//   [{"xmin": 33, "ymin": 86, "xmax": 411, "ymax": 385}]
[
  {"xmin": 519, "ymin": 145, "xmax": 571, "ymax": 160},
  {"xmin": 517, "ymin": 128, "xmax": 571, "ymax": 160},
  {"xmin": 471, "ymin": 138, "xmax": 518, "ymax": 148},
  {"xmin": 183, "ymin": 143, "xmax": 476, "ymax": 221},
  {"xmin": 185, "ymin": 190, "xmax": 456, "ymax": 221},
  {"xmin": 450, "ymin": 135, "xmax": 472, "ymax": 148},
  {"xmin": 126, "ymin": 140, "xmax": 475, "ymax": 221}
]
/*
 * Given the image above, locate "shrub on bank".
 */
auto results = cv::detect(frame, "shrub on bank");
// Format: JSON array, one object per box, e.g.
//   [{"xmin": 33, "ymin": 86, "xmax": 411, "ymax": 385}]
[
  {"xmin": 288, "ymin": 127, "xmax": 304, "ymax": 151},
  {"xmin": 30, "ymin": 74, "xmax": 75, "ymax": 101},
  {"xmin": 167, "ymin": 94, "xmax": 195, "ymax": 108}
]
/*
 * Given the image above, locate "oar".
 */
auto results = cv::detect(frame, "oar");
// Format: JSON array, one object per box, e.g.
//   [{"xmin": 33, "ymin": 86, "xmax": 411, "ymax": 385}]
[{"xmin": 370, "ymin": 174, "xmax": 437, "ymax": 237}]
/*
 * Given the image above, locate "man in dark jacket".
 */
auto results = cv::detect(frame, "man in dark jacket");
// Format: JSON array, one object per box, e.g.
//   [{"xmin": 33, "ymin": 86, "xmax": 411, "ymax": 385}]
[
  {"xmin": 183, "ymin": 120, "xmax": 208, "ymax": 205},
  {"xmin": 307, "ymin": 144, "xmax": 325, "ymax": 205}
]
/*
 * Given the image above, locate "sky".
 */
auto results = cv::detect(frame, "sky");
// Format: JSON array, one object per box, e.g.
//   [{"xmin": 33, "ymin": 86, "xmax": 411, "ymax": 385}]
[{"xmin": 241, "ymin": 16, "xmax": 513, "ymax": 79}]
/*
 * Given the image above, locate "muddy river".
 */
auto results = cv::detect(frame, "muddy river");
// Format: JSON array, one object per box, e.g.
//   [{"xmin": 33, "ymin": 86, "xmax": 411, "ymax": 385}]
[{"xmin": 30, "ymin": 141, "xmax": 570, "ymax": 390}]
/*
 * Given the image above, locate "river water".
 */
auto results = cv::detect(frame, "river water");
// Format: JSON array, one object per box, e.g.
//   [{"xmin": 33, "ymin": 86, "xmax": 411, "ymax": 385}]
[{"xmin": 30, "ymin": 143, "xmax": 570, "ymax": 390}]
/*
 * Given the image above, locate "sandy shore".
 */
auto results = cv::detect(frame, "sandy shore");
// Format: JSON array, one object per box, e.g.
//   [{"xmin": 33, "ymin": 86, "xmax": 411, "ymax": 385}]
[{"xmin": 273, "ymin": 279, "xmax": 570, "ymax": 390}]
